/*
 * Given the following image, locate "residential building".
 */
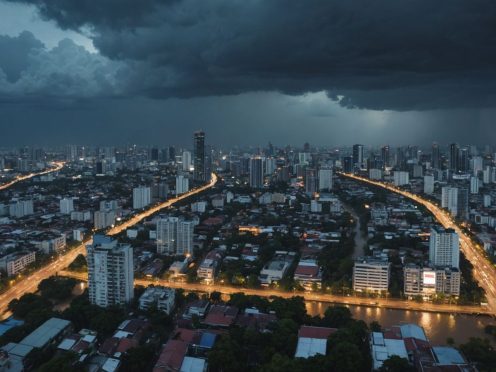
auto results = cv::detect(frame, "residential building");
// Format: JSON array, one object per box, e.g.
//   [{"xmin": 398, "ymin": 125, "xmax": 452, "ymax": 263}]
[
  {"xmin": 156, "ymin": 217, "xmax": 197, "ymax": 255},
  {"xmin": 393, "ymin": 171, "xmax": 409, "ymax": 186},
  {"xmin": 197, "ymin": 250, "xmax": 222, "ymax": 282},
  {"xmin": 94, "ymin": 210, "xmax": 116, "ymax": 230},
  {"xmin": 133, "ymin": 186, "xmax": 151, "ymax": 209},
  {"xmin": 429, "ymin": 226, "xmax": 460, "ymax": 268},
  {"xmin": 259, "ymin": 252, "xmax": 295, "ymax": 285},
  {"xmin": 318, "ymin": 168, "xmax": 333, "ymax": 191},
  {"xmin": 249, "ymin": 157, "xmax": 264, "ymax": 188},
  {"xmin": 176, "ymin": 175, "xmax": 189, "ymax": 195},
  {"xmin": 294, "ymin": 259, "xmax": 322, "ymax": 290},
  {"xmin": 9, "ymin": 199, "xmax": 34, "ymax": 218},
  {"xmin": 423, "ymin": 175, "xmax": 434, "ymax": 194},
  {"xmin": 138, "ymin": 286, "xmax": 176, "ymax": 314},
  {"xmin": 59, "ymin": 197, "xmax": 74, "ymax": 214},
  {"xmin": 0, "ymin": 251, "xmax": 36, "ymax": 277},
  {"xmin": 86, "ymin": 235, "xmax": 134, "ymax": 307}
]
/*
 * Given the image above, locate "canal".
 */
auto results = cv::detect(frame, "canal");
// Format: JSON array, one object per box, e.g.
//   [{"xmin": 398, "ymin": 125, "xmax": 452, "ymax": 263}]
[{"xmin": 306, "ymin": 301, "xmax": 495, "ymax": 345}]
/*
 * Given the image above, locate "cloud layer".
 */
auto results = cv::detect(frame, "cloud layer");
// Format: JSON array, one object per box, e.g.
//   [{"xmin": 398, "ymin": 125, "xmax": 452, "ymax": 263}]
[{"xmin": 2, "ymin": 0, "xmax": 496, "ymax": 110}]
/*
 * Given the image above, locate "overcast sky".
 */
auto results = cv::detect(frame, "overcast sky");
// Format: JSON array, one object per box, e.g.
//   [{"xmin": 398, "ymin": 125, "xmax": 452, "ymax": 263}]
[{"xmin": 0, "ymin": 0, "xmax": 496, "ymax": 147}]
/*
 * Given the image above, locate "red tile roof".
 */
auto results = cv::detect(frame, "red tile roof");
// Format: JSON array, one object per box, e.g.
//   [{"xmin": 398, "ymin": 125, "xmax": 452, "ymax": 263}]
[
  {"xmin": 153, "ymin": 340, "xmax": 188, "ymax": 372},
  {"xmin": 298, "ymin": 326, "xmax": 337, "ymax": 339}
]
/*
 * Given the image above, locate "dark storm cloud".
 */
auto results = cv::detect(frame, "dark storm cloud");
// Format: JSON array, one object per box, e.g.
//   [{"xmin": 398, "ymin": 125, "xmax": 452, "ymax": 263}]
[{"xmin": 3, "ymin": 0, "xmax": 496, "ymax": 110}]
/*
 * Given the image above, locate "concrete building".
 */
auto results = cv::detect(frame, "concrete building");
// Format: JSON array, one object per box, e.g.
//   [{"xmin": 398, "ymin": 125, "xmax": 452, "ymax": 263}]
[
  {"xmin": 176, "ymin": 175, "xmax": 189, "ymax": 195},
  {"xmin": 441, "ymin": 186, "xmax": 469, "ymax": 219},
  {"xmin": 393, "ymin": 171, "xmax": 409, "ymax": 186},
  {"xmin": 294, "ymin": 260, "xmax": 322, "ymax": 290},
  {"xmin": 139, "ymin": 286, "xmax": 176, "ymax": 314},
  {"xmin": 9, "ymin": 199, "xmax": 34, "ymax": 218},
  {"xmin": 133, "ymin": 186, "xmax": 151, "ymax": 209},
  {"xmin": 156, "ymin": 217, "xmax": 197, "ymax": 255},
  {"xmin": 470, "ymin": 176, "xmax": 480, "ymax": 194},
  {"xmin": 0, "ymin": 251, "xmax": 36, "ymax": 277},
  {"xmin": 369, "ymin": 168, "xmax": 383, "ymax": 180},
  {"xmin": 259, "ymin": 252, "xmax": 295, "ymax": 285},
  {"xmin": 404, "ymin": 264, "xmax": 460, "ymax": 298},
  {"xmin": 86, "ymin": 235, "xmax": 134, "ymax": 307},
  {"xmin": 182, "ymin": 151, "xmax": 192, "ymax": 171},
  {"xmin": 429, "ymin": 226, "xmax": 459, "ymax": 269},
  {"xmin": 197, "ymin": 250, "xmax": 222, "ymax": 282},
  {"xmin": 353, "ymin": 258, "xmax": 390, "ymax": 292},
  {"xmin": 94, "ymin": 210, "xmax": 116, "ymax": 230},
  {"xmin": 318, "ymin": 168, "xmax": 333, "ymax": 191},
  {"xmin": 423, "ymin": 175, "xmax": 435, "ymax": 194},
  {"xmin": 249, "ymin": 157, "xmax": 264, "ymax": 189},
  {"xmin": 59, "ymin": 197, "xmax": 74, "ymax": 214}
]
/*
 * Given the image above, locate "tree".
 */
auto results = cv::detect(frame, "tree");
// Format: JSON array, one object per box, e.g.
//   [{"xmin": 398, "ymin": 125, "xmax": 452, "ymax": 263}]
[
  {"xmin": 68, "ymin": 254, "xmax": 87, "ymax": 272},
  {"xmin": 321, "ymin": 306, "xmax": 352, "ymax": 328},
  {"xmin": 210, "ymin": 291, "xmax": 222, "ymax": 303},
  {"xmin": 459, "ymin": 337, "xmax": 496, "ymax": 371},
  {"xmin": 328, "ymin": 342, "xmax": 364, "ymax": 371},
  {"xmin": 120, "ymin": 345, "xmax": 156, "ymax": 372},
  {"xmin": 38, "ymin": 277, "xmax": 78, "ymax": 301},
  {"xmin": 208, "ymin": 335, "xmax": 246, "ymax": 372},
  {"xmin": 379, "ymin": 356, "xmax": 414, "ymax": 372},
  {"xmin": 370, "ymin": 321, "xmax": 382, "ymax": 332}
]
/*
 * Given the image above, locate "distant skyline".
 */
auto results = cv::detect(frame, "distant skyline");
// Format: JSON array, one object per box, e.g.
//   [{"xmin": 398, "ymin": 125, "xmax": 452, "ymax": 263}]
[{"xmin": 1, "ymin": 1, "xmax": 496, "ymax": 145}]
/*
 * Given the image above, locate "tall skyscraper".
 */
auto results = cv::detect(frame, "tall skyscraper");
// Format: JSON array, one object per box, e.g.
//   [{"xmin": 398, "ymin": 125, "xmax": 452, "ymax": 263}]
[
  {"xmin": 352, "ymin": 144, "xmax": 364, "ymax": 169},
  {"xmin": 431, "ymin": 142, "xmax": 440, "ymax": 169},
  {"xmin": 193, "ymin": 131, "xmax": 206, "ymax": 182},
  {"xmin": 59, "ymin": 197, "xmax": 74, "ymax": 214},
  {"xmin": 182, "ymin": 151, "xmax": 192, "ymax": 171},
  {"xmin": 176, "ymin": 175, "xmax": 189, "ymax": 195},
  {"xmin": 442, "ymin": 186, "xmax": 468, "ymax": 219},
  {"xmin": 305, "ymin": 168, "xmax": 318, "ymax": 194},
  {"xmin": 449, "ymin": 143, "xmax": 460, "ymax": 172},
  {"xmin": 87, "ymin": 236, "xmax": 134, "ymax": 307},
  {"xmin": 249, "ymin": 157, "xmax": 264, "ymax": 188},
  {"xmin": 459, "ymin": 147, "xmax": 469, "ymax": 172},
  {"xmin": 429, "ymin": 227, "xmax": 459, "ymax": 269},
  {"xmin": 343, "ymin": 156, "xmax": 353, "ymax": 173},
  {"xmin": 381, "ymin": 145, "xmax": 390, "ymax": 169},
  {"xmin": 133, "ymin": 186, "xmax": 151, "ymax": 209},
  {"xmin": 156, "ymin": 217, "xmax": 196, "ymax": 255}
]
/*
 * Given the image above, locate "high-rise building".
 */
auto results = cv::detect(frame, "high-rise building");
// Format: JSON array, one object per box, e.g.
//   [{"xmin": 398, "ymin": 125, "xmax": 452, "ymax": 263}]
[
  {"xmin": 182, "ymin": 151, "xmax": 192, "ymax": 171},
  {"xmin": 429, "ymin": 226, "xmax": 459, "ymax": 269},
  {"xmin": 176, "ymin": 175, "xmax": 189, "ymax": 195},
  {"xmin": 352, "ymin": 144, "xmax": 364, "ymax": 169},
  {"xmin": 59, "ymin": 198, "xmax": 74, "ymax": 214},
  {"xmin": 133, "ymin": 186, "xmax": 151, "ymax": 209},
  {"xmin": 156, "ymin": 217, "xmax": 197, "ymax": 255},
  {"xmin": 265, "ymin": 157, "xmax": 276, "ymax": 175},
  {"xmin": 449, "ymin": 143, "xmax": 460, "ymax": 172},
  {"xmin": 343, "ymin": 156, "xmax": 353, "ymax": 173},
  {"xmin": 318, "ymin": 168, "xmax": 333, "ymax": 191},
  {"xmin": 87, "ymin": 236, "xmax": 134, "ymax": 307},
  {"xmin": 193, "ymin": 131, "xmax": 206, "ymax": 182},
  {"xmin": 150, "ymin": 148, "xmax": 159, "ymax": 162},
  {"xmin": 9, "ymin": 199, "xmax": 34, "ymax": 218},
  {"xmin": 459, "ymin": 148, "xmax": 469, "ymax": 172},
  {"xmin": 393, "ymin": 171, "xmax": 409, "ymax": 186},
  {"xmin": 431, "ymin": 143, "xmax": 440, "ymax": 169},
  {"xmin": 381, "ymin": 146, "xmax": 390, "ymax": 169},
  {"xmin": 441, "ymin": 187, "xmax": 458, "ymax": 217},
  {"xmin": 94, "ymin": 210, "xmax": 116, "ymax": 230},
  {"xmin": 304, "ymin": 168, "xmax": 318, "ymax": 194},
  {"xmin": 249, "ymin": 157, "xmax": 264, "ymax": 188},
  {"xmin": 423, "ymin": 175, "xmax": 435, "ymax": 194},
  {"xmin": 470, "ymin": 176, "xmax": 480, "ymax": 194}
]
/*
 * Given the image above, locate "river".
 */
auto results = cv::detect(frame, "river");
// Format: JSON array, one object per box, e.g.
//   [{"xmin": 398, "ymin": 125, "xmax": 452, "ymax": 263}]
[{"xmin": 306, "ymin": 301, "xmax": 495, "ymax": 345}]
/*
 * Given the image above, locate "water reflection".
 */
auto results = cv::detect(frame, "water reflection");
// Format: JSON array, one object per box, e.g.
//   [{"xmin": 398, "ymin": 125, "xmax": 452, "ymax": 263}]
[{"xmin": 306, "ymin": 301, "xmax": 495, "ymax": 345}]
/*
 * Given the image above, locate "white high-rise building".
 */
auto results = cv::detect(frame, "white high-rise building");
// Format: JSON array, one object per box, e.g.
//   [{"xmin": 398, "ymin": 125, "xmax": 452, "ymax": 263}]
[
  {"xmin": 94, "ymin": 210, "xmax": 116, "ymax": 230},
  {"xmin": 423, "ymin": 175, "xmax": 435, "ymax": 194},
  {"xmin": 265, "ymin": 157, "xmax": 276, "ymax": 175},
  {"xmin": 87, "ymin": 236, "xmax": 134, "ymax": 307},
  {"xmin": 441, "ymin": 187, "xmax": 458, "ymax": 217},
  {"xmin": 59, "ymin": 197, "xmax": 74, "ymax": 214},
  {"xmin": 156, "ymin": 217, "xmax": 197, "ymax": 255},
  {"xmin": 318, "ymin": 168, "xmax": 333, "ymax": 191},
  {"xmin": 471, "ymin": 156, "xmax": 483, "ymax": 175},
  {"xmin": 182, "ymin": 151, "xmax": 192, "ymax": 171},
  {"xmin": 393, "ymin": 171, "xmax": 409, "ymax": 186},
  {"xmin": 470, "ymin": 176, "xmax": 480, "ymax": 194},
  {"xmin": 9, "ymin": 199, "xmax": 34, "ymax": 218},
  {"xmin": 133, "ymin": 186, "xmax": 151, "ymax": 209},
  {"xmin": 483, "ymin": 194, "xmax": 492, "ymax": 208},
  {"xmin": 429, "ymin": 226, "xmax": 459, "ymax": 269},
  {"xmin": 176, "ymin": 175, "xmax": 189, "ymax": 195},
  {"xmin": 483, "ymin": 166, "xmax": 492, "ymax": 184}
]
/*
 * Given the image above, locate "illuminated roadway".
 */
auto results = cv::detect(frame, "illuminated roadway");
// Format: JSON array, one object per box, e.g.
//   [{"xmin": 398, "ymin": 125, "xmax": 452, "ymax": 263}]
[
  {"xmin": 59, "ymin": 270, "xmax": 491, "ymax": 316},
  {"xmin": 0, "ymin": 161, "xmax": 65, "ymax": 191},
  {"xmin": 0, "ymin": 173, "xmax": 218, "ymax": 319},
  {"xmin": 340, "ymin": 172, "xmax": 496, "ymax": 315}
]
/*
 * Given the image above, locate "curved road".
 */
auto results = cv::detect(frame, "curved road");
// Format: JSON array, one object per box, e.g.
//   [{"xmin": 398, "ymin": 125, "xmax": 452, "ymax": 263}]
[
  {"xmin": 0, "ymin": 173, "xmax": 218, "ymax": 319},
  {"xmin": 0, "ymin": 161, "xmax": 65, "ymax": 191},
  {"xmin": 59, "ymin": 270, "xmax": 491, "ymax": 316},
  {"xmin": 340, "ymin": 172, "xmax": 496, "ymax": 315}
]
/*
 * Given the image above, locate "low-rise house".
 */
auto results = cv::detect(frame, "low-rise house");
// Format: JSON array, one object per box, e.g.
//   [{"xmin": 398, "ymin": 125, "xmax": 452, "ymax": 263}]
[{"xmin": 139, "ymin": 286, "xmax": 176, "ymax": 314}]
